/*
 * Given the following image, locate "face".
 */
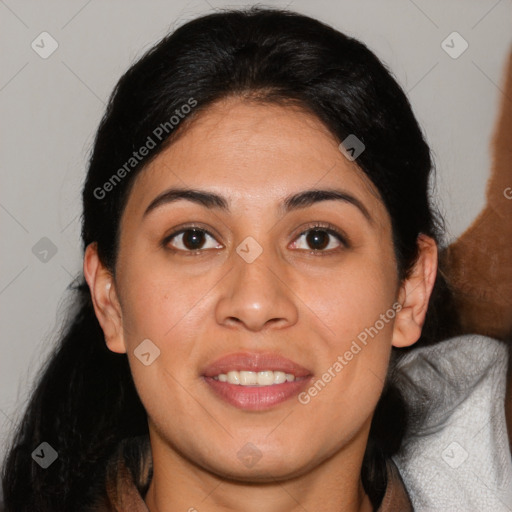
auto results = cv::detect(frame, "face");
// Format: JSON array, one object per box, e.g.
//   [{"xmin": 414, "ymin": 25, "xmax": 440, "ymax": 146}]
[{"xmin": 86, "ymin": 97, "xmax": 433, "ymax": 482}]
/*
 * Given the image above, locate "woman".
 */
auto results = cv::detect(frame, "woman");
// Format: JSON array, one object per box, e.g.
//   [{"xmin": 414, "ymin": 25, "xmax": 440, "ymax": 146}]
[{"xmin": 2, "ymin": 7, "xmax": 462, "ymax": 511}]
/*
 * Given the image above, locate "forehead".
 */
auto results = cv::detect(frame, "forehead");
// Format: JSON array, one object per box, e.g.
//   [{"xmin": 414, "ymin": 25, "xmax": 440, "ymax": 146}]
[{"xmin": 122, "ymin": 97, "xmax": 386, "ymax": 221}]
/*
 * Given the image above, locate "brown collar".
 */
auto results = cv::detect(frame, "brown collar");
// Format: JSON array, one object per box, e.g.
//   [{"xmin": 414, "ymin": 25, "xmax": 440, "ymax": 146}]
[{"xmin": 377, "ymin": 459, "xmax": 413, "ymax": 511}]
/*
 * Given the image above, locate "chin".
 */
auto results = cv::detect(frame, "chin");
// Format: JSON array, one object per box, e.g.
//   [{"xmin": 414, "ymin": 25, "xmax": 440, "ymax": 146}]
[{"xmin": 200, "ymin": 450, "xmax": 314, "ymax": 483}]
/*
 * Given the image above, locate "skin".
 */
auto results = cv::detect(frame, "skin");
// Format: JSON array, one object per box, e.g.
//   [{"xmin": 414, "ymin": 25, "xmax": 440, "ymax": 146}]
[{"xmin": 84, "ymin": 98, "xmax": 437, "ymax": 512}]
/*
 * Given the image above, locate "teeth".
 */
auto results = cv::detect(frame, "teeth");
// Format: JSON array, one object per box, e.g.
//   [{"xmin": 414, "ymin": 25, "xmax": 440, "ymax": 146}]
[
  {"xmin": 254, "ymin": 370, "xmax": 274, "ymax": 386},
  {"xmin": 274, "ymin": 371, "xmax": 287, "ymax": 384},
  {"xmin": 227, "ymin": 371, "xmax": 240, "ymax": 385},
  {"xmin": 212, "ymin": 370, "xmax": 296, "ymax": 386},
  {"xmin": 239, "ymin": 371, "xmax": 258, "ymax": 385}
]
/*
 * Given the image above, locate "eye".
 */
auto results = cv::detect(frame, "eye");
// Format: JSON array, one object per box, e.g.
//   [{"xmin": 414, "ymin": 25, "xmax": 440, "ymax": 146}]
[
  {"xmin": 290, "ymin": 225, "xmax": 347, "ymax": 252},
  {"xmin": 165, "ymin": 228, "xmax": 222, "ymax": 252}
]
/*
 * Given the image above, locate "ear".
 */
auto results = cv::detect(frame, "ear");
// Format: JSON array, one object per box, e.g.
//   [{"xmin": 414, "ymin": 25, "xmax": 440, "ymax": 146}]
[
  {"xmin": 392, "ymin": 234, "xmax": 438, "ymax": 348},
  {"xmin": 83, "ymin": 242, "xmax": 126, "ymax": 354}
]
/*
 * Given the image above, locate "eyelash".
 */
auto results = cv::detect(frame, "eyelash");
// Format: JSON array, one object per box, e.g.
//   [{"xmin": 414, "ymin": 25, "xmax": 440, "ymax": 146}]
[{"xmin": 162, "ymin": 222, "xmax": 349, "ymax": 256}]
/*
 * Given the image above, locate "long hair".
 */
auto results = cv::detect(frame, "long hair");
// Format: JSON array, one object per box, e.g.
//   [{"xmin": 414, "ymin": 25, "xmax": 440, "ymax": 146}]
[{"xmin": 1, "ymin": 7, "xmax": 459, "ymax": 510}]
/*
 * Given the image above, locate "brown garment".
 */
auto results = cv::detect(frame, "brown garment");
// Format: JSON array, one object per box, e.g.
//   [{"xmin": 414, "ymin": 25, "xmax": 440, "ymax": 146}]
[
  {"xmin": 440, "ymin": 50, "xmax": 512, "ymax": 448},
  {"xmin": 378, "ymin": 459, "xmax": 413, "ymax": 511},
  {"xmin": 92, "ymin": 444, "xmax": 413, "ymax": 512},
  {"xmin": 442, "ymin": 49, "xmax": 512, "ymax": 342}
]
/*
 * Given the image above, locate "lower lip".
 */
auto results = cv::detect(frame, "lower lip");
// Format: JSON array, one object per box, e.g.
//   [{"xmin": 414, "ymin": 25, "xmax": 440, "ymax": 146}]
[{"xmin": 203, "ymin": 376, "xmax": 312, "ymax": 411}]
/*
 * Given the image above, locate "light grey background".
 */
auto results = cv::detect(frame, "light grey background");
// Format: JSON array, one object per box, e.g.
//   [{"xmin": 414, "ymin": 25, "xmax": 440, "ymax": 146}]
[{"xmin": 1, "ymin": 0, "xmax": 510, "ymax": 469}]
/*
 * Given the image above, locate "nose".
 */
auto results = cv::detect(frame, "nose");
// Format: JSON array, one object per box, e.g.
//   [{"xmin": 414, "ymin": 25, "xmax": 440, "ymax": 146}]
[{"xmin": 214, "ymin": 246, "xmax": 299, "ymax": 332}]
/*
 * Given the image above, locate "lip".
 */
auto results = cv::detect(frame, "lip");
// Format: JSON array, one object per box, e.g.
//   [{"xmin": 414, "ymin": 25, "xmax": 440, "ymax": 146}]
[
  {"xmin": 201, "ymin": 351, "xmax": 313, "ymax": 411},
  {"xmin": 202, "ymin": 351, "xmax": 312, "ymax": 378}
]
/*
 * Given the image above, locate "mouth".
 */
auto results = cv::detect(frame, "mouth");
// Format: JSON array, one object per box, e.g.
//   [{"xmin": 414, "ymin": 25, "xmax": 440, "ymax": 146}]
[{"xmin": 201, "ymin": 352, "xmax": 313, "ymax": 411}]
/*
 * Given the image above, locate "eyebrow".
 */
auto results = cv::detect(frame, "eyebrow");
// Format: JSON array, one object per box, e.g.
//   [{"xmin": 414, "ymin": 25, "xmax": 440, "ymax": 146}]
[
  {"xmin": 282, "ymin": 189, "xmax": 372, "ymax": 222},
  {"xmin": 143, "ymin": 187, "xmax": 372, "ymax": 223}
]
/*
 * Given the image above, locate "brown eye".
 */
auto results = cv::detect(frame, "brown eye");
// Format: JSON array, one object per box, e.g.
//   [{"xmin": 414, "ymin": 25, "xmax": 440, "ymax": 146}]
[
  {"xmin": 306, "ymin": 229, "xmax": 330, "ymax": 250},
  {"xmin": 182, "ymin": 229, "xmax": 206, "ymax": 250},
  {"xmin": 167, "ymin": 228, "xmax": 221, "ymax": 252},
  {"xmin": 291, "ymin": 226, "xmax": 346, "ymax": 252}
]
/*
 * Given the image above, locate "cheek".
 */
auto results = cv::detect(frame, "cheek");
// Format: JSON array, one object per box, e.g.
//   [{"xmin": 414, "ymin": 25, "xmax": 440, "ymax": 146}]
[
  {"xmin": 294, "ymin": 255, "xmax": 397, "ymax": 424},
  {"xmin": 298, "ymin": 322, "xmax": 393, "ymax": 451},
  {"xmin": 118, "ymin": 263, "xmax": 210, "ymax": 345},
  {"xmin": 117, "ymin": 265, "xmax": 217, "ymax": 396},
  {"xmin": 299, "ymin": 254, "xmax": 397, "ymax": 345}
]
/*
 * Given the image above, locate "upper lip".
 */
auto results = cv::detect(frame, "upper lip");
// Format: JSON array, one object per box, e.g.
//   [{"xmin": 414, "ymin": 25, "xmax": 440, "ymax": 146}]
[{"xmin": 202, "ymin": 351, "xmax": 312, "ymax": 378}]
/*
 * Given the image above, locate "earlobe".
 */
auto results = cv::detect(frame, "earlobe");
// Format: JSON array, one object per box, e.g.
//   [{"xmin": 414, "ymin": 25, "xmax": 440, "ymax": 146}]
[
  {"xmin": 83, "ymin": 242, "xmax": 127, "ymax": 354},
  {"xmin": 392, "ymin": 235, "xmax": 438, "ymax": 348}
]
